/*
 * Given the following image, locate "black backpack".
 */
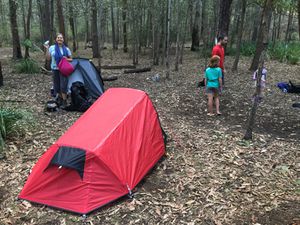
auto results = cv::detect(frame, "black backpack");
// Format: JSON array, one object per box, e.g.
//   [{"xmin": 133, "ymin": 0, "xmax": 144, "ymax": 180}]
[{"xmin": 66, "ymin": 82, "xmax": 93, "ymax": 112}]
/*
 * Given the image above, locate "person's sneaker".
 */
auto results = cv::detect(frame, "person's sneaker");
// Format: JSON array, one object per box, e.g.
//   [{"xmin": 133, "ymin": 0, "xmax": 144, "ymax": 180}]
[{"xmin": 60, "ymin": 100, "xmax": 68, "ymax": 110}]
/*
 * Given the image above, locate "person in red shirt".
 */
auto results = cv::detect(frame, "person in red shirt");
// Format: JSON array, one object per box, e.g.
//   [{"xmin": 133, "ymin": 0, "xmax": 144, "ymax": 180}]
[{"xmin": 212, "ymin": 35, "xmax": 228, "ymax": 85}]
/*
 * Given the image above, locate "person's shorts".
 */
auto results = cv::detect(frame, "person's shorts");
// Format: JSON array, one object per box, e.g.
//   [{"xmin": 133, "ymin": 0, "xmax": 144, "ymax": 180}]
[
  {"xmin": 52, "ymin": 70, "xmax": 68, "ymax": 94},
  {"xmin": 206, "ymin": 87, "xmax": 220, "ymax": 95}
]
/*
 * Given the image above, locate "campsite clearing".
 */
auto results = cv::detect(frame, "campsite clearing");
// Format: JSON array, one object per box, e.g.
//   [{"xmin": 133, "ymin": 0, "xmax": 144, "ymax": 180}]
[{"xmin": 0, "ymin": 47, "xmax": 299, "ymax": 224}]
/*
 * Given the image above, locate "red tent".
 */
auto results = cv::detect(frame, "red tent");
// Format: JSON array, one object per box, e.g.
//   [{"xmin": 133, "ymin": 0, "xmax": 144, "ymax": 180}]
[{"xmin": 19, "ymin": 88, "xmax": 165, "ymax": 214}]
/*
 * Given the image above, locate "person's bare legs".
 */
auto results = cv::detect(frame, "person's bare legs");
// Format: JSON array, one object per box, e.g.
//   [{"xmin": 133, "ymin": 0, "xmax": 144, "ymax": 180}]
[
  {"xmin": 207, "ymin": 93, "xmax": 214, "ymax": 114},
  {"xmin": 215, "ymin": 94, "xmax": 221, "ymax": 115}
]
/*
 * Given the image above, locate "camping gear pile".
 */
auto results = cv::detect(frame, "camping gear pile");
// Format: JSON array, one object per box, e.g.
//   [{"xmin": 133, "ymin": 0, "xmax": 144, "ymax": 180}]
[
  {"xmin": 48, "ymin": 58, "xmax": 104, "ymax": 112},
  {"xmin": 20, "ymin": 88, "xmax": 166, "ymax": 214}
]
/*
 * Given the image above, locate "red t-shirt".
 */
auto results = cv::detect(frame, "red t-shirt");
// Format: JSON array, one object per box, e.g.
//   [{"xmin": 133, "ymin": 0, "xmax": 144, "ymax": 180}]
[{"xmin": 212, "ymin": 44, "xmax": 225, "ymax": 71}]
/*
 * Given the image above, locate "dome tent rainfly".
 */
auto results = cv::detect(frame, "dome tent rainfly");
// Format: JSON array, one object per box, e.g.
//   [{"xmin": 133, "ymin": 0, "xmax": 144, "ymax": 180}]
[
  {"xmin": 67, "ymin": 58, "xmax": 104, "ymax": 99},
  {"xmin": 19, "ymin": 88, "xmax": 166, "ymax": 214}
]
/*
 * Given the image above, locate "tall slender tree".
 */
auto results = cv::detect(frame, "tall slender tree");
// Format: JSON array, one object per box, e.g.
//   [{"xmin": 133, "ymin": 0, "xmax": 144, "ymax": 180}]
[
  {"xmin": 91, "ymin": 0, "xmax": 100, "ymax": 59},
  {"xmin": 122, "ymin": 0, "xmax": 128, "ymax": 52},
  {"xmin": 56, "ymin": 0, "xmax": 66, "ymax": 43},
  {"xmin": 232, "ymin": 0, "xmax": 247, "ymax": 71},
  {"xmin": 250, "ymin": 0, "xmax": 273, "ymax": 71},
  {"xmin": 9, "ymin": 0, "xmax": 22, "ymax": 59},
  {"xmin": 68, "ymin": 0, "xmax": 77, "ymax": 52},
  {"xmin": 298, "ymin": 0, "xmax": 300, "ymax": 39},
  {"xmin": 217, "ymin": 0, "xmax": 233, "ymax": 36},
  {"xmin": 191, "ymin": 0, "xmax": 200, "ymax": 51},
  {"xmin": 111, "ymin": 0, "xmax": 117, "ymax": 49},
  {"xmin": 24, "ymin": 0, "xmax": 33, "ymax": 59}
]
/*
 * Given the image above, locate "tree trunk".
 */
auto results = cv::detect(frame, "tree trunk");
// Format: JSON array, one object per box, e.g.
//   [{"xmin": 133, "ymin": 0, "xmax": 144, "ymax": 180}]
[
  {"xmin": 200, "ymin": 0, "xmax": 208, "ymax": 52},
  {"xmin": 152, "ymin": 0, "xmax": 160, "ymax": 65},
  {"xmin": 174, "ymin": 0, "xmax": 180, "ymax": 71},
  {"xmin": 276, "ymin": 10, "xmax": 282, "ymax": 40},
  {"xmin": 91, "ymin": 0, "xmax": 100, "ymax": 58},
  {"xmin": 217, "ymin": 0, "xmax": 233, "ymax": 36},
  {"xmin": 68, "ymin": 1, "xmax": 77, "ymax": 52},
  {"xmin": 37, "ymin": 0, "xmax": 51, "ymax": 42},
  {"xmin": 191, "ymin": 0, "xmax": 200, "ymax": 51},
  {"xmin": 250, "ymin": 0, "xmax": 273, "ymax": 71},
  {"xmin": 50, "ymin": 0, "xmax": 55, "ymax": 44},
  {"xmin": 244, "ymin": 49, "xmax": 267, "ymax": 140},
  {"xmin": 180, "ymin": 11, "xmax": 188, "ymax": 64},
  {"xmin": 9, "ymin": 0, "xmax": 22, "ymax": 59},
  {"xmin": 56, "ymin": 0, "xmax": 67, "ymax": 44},
  {"xmin": 232, "ymin": 0, "xmax": 247, "ymax": 71},
  {"xmin": 298, "ymin": 0, "xmax": 300, "ymax": 39},
  {"xmin": 122, "ymin": 0, "xmax": 128, "ymax": 52},
  {"xmin": 165, "ymin": 0, "xmax": 171, "ymax": 79},
  {"xmin": 251, "ymin": 6, "xmax": 260, "ymax": 42},
  {"xmin": 24, "ymin": 0, "xmax": 33, "ymax": 59},
  {"xmin": 0, "ymin": 61, "xmax": 3, "ymax": 87},
  {"xmin": 285, "ymin": 6, "xmax": 294, "ymax": 43},
  {"xmin": 111, "ymin": 0, "xmax": 117, "ymax": 49}
]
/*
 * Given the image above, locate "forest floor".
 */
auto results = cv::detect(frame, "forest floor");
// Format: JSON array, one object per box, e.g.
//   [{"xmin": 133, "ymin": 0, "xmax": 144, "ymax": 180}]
[{"xmin": 0, "ymin": 46, "xmax": 299, "ymax": 225}]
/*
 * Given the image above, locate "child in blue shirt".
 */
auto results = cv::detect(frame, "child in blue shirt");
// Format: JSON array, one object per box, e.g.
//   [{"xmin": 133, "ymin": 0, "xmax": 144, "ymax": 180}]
[{"xmin": 204, "ymin": 55, "xmax": 223, "ymax": 116}]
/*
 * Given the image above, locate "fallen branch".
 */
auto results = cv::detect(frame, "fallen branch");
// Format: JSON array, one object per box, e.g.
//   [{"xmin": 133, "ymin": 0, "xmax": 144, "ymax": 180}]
[
  {"xmin": 101, "ymin": 65, "xmax": 136, "ymax": 69},
  {"xmin": 0, "ymin": 99, "xmax": 26, "ymax": 103},
  {"xmin": 102, "ymin": 75, "xmax": 118, "ymax": 81},
  {"xmin": 40, "ymin": 66, "xmax": 52, "ymax": 74},
  {"xmin": 124, "ymin": 67, "xmax": 151, "ymax": 74}
]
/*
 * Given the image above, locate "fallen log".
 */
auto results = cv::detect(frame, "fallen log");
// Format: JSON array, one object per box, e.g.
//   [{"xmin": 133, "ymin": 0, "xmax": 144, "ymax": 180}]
[
  {"xmin": 102, "ymin": 65, "xmax": 136, "ymax": 69},
  {"xmin": 124, "ymin": 67, "xmax": 151, "ymax": 74},
  {"xmin": 102, "ymin": 75, "xmax": 118, "ymax": 81}
]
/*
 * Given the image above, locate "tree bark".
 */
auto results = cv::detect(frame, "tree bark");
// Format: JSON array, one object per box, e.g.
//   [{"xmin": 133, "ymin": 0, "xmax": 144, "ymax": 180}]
[
  {"xmin": 244, "ymin": 49, "xmax": 267, "ymax": 140},
  {"xmin": 24, "ymin": 0, "xmax": 33, "ymax": 59},
  {"xmin": 232, "ymin": 0, "xmax": 247, "ymax": 71},
  {"xmin": 91, "ymin": 0, "xmax": 100, "ymax": 58},
  {"xmin": 0, "ymin": 61, "xmax": 3, "ymax": 87},
  {"xmin": 200, "ymin": 0, "xmax": 208, "ymax": 52},
  {"xmin": 165, "ymin": 0, "xmax": 171, "ymax": 79},
  {"xmin": 9, "ymin": 0, "xmax": 22, "ymax": 59},
  {"xmin": 251, "ymin": 6, "xmax": 260, "ymax": 42},
  {"xmin": 37, "ymin": 0, "xmax": 51, "ymax": 42},
  {"xmin": 68, "ymin": 0, "xmax": 77, "ymax": 52},
  {"xmin": 298, "ymin": 0, "xmax": 300, "ymax": 39},
  {"xmin": 285, "ymin": 5, "xmax": 294, "ymax": 43},
  {"xmin": 217, "ymin": 0, "xmax": 233, "ymax": 37},
  {"xmin": 56, "ymin": 0, "xmax": 67, "ymax": 44},
  {"xmin": 250, "ymin": 0, "xmax": 273, "ymax": 71},
  {"xmin": 111, "ymin": 0, "xmax": 117, "ymax": 49},
  {"xmin": 122, "ymin": 0, "xmax": 128, "ymax": 52},
  {"xmin": 174, "ymin": 0, "xmax": 180, "ymax": 71},
  {"xmin": 191, "ymin": 0, "xmax": 200, "ymax": 51}
]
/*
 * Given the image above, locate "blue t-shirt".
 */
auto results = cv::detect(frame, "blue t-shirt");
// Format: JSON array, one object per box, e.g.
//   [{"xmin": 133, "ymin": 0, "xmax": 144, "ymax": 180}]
[
  {"xmin": 49, "ymin": 45, "xmax": 71, "ymax": 70},
  {"xmin": 204, "ymin": 67, "xmax": 222, "ymax": 88}
]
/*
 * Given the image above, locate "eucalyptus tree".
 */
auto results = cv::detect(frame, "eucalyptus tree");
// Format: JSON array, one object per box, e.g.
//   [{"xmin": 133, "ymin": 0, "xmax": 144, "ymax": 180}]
[
  {"xmin": 122, "ymin": 0, "xmax": 128, "ymax": 52},
  {"xmin": 232, "ymin": 0, "xmax": 247, "ymax": 71},
  {"xmin": 91, "ymin": 0, "xmax": 100, "ymax": 59},
  {"xmin": 21, "ymin": 0, "xmax": 33, "ymax": 58},
  {"xmin": 298, "ymin": 0, "xmax": 300, "ymax": 38},
  {"xmin": 56, "ymin": 0, "xmax": 66, "ymax": 43},
  {"xmin": 191, "ymin": 0, "xmax": 200, "ymax": 51},
  {"xmin": 9, "ymin": 0, "xmax": 22, "ymax": 59},
  {"xmin": 250, "ymin": 0, "xmax": 273, "ymax": 71},
  {"xmin": 244, "ymin": 0, "xmax": 272, "ymax": 140},
  {"xmin": 217, "ymin": 0, "xmax": 233, "ymax": 36}
]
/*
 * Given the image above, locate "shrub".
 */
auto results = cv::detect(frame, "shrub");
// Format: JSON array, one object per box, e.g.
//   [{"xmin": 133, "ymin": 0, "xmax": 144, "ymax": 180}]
[
  {"xmin": 15, "ymin": 58, "xmax": 39, "ymax": 74},
  {"xmin": 269, "ymin": 42, "xmax": 300, "ymax": 64},
  {"xmin": 0, "ymin": 108, "xmax": 35, "ymax": 152},
  {"xmin": 240, "ymin": 42, "xmax": 256, "ymax": 56}
]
